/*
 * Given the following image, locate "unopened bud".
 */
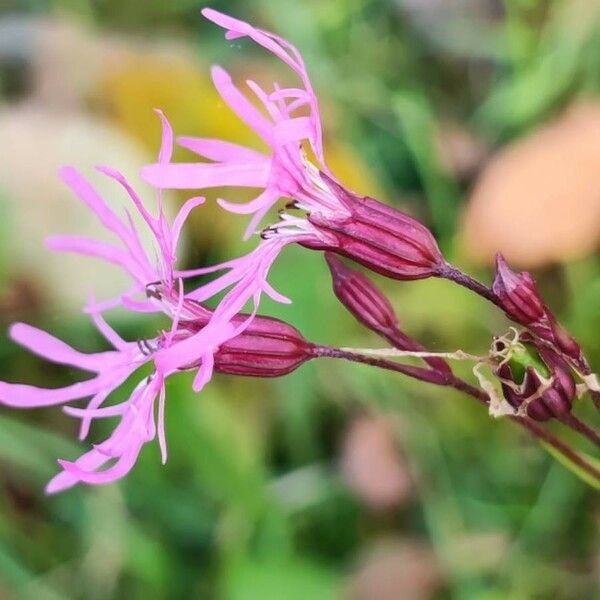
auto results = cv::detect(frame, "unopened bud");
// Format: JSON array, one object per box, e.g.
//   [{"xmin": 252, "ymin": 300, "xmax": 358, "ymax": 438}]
[
  {"xmin": 494, "ymin": 337, "xmax": 576, "ymax": 421},
  {"xmin": 325, "ymin": 252, "xmax": 451, "ymax": 373},
  {"xmin": 304, "ymin": 175, "xmax": 445, "ymax": 281},
  {"xmin": 492, "ymin": 253, "xmax": 580, "ymax": 358},
  {"xmin": 325, "ymin": 252, "xmax": 398, "ymax": 334}
]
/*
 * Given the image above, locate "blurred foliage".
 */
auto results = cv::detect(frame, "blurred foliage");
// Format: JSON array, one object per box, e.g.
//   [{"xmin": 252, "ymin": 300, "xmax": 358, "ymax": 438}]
[{"xmin": 0, "ymin": 0, "xmax": 599, "ymax": 599}]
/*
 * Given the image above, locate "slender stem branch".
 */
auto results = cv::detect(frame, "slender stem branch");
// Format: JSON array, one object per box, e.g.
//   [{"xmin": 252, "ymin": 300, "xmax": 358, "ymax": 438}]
[
  {"xmin": 513, "ymin": 417, "xmax": 600, "ymax": 480},
  {"xmin": 446, "ymin": 376, "xmax": 488, "ymax": 403},
  {"xmin": 449, "ymin": 376, "xmax": 600, "ymax": 446},
  {"xmin": 559, "ymin": 413, "xmax": 600, "ymax": 448},
  {"xmin": 311, "ymin": 346, "xmax": 449, "ymax": 385},
  {"xmin": 312, "ymin": 345, "xmax": 600, "ymax": 484},
  {"xmin": 451, "ymin": 383, "xmax": 600, "ymax": 481},
  {"xmin": 384, "ymin": 328, "xmax": 452, "ymax": 374},
  {"xmin": 436, "ymin": 263, "xmax": 502, "ymax": 308}
]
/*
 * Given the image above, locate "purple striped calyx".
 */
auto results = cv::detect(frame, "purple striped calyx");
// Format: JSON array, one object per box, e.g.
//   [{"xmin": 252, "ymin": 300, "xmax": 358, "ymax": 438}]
[
  {"xmin": 492, "ymin": 253, "xmax": 580, "ymax": 359},
  {"xmin": 304, "ymin": 175, "xmax": 446, "ymax": 281},
  {"xmin": 179, "ymin": 313, "xmax": 314, "ymax": 378},
  {"xmin": 494, "ymin": 335, "xmax": 576, "ymax": 421},
  {"xmin": 324, "ymin": 252, "xmax": 451, "ymax": 373}
]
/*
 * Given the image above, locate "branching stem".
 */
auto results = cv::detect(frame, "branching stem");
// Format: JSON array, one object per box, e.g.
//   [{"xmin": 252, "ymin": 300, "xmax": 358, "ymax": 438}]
[{"xmin": 312, "ymin": 345, "xmax": 600, "ymax": 484}]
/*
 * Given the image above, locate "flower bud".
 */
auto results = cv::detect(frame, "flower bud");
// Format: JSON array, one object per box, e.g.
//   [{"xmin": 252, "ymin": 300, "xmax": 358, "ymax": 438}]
[
  {"xmin": 494, "ymin": 337, "xmax": 576, "ymax": 421},
  {"xmin": 304, "ymin": 175, "xmax": 445, "ymax": 281},
  {"xmin": 325, "ymin": 252, "xmax": 451, "ymax": 373},
  {"xmin": 325, "ymin": 252, "xmax": 398, "ymax": 334},
  {"xmin": 492, "ymin": 253, "xmax": 580, "ymax": 358}
]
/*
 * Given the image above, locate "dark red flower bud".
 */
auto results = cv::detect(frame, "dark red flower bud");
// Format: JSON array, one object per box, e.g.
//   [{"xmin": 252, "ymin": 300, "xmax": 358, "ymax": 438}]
[
  {"xmin": 492, "ymin": 253, "xmax": 580, "ymax": 359},
  {"xmin": 325, "ymin": 252, "xmax": 451, "ymax": 373},
  {"xmin": 325, "ymin": 252, "xmax": 398, "ymax": 334},
  {"xmin": 303, "ymin": 174, "xmax": 445, "ymax": 281},
  {"xmin": 179, "ymin": 313, "xmax": 313, "ymax": 378},
  {"xmin": 494, "ymin": 337, "xmax": 576, "ymax": 421}
]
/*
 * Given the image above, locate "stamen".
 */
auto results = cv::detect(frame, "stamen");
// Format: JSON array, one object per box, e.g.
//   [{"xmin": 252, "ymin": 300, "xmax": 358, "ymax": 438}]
[
  {"xmin": 136, "ymin": 338, "xmax": 157, "ymax": 357},
  {"xmin": 145, "ymin": 281, "xmax": 162, "ymax": 300}
]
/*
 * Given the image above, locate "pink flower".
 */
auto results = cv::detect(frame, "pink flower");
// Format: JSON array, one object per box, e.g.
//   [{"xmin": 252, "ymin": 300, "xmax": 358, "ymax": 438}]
[
  {"xmin": 142, "ymin": 8, "xmax": 335, "ymax": 241},
  {"xmin": 0, "ymin": 113, "xmax": 305, "ymax": 493},
  {"xmin": 142, "ymin": 8, "xmax": 445, "ymax": 281}
]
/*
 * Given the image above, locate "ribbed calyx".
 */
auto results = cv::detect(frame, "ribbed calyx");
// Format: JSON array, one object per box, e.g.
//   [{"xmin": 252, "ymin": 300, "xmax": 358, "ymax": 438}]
[
  {"xmin": 324, "ymin": 252, "xmax": 450, "ymax": 373},
  {"xmin": 494, "ymin": 336, "xmax": 576, "ymax": 421},
  {"xmin": 303, "ymin": 175, "xmax": 445, "ymax": 281},
  {"xmin": 180, "ymin": 314, "xmax": 313, "ymax": 378},
  {"xmin": 492, "ymin": 253, "xmax": 580, "ymax": 359}
]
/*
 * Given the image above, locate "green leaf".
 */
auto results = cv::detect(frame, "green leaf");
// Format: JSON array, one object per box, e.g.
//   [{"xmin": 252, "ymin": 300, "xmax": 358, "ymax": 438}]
[
  {"xmin": 541, "ymin": 443, "xmax": 600, "ymax": 490},
  {"xmin": 393, "ymin": 91, "xmax": 462, "ymax": 246},
  {"xmin": 222, "ymin": 555, "xmax": 339, "ymax": 600}
]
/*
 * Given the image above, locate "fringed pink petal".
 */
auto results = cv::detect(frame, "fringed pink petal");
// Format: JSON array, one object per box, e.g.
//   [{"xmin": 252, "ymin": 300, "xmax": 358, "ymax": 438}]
[
  {"xmin": 242, "ymin": 197, "xmax": 279, "ymax": 240},
  {"xmin": 185, "ymin": 267, "xmax": 250, "ymax": 303},
  {"xmin": 153, "ymin": 319, "xmax": 231, "ymax": 375},
  {"xmin": 57, "ymin": 441, "xmax": 143, "ymax": 486},
  {"xmin": 155, "ymin": 109, "xmax": 174, "ymax": 165},
  {"xmin": 175, "ymin": 254, "xmax": 249, "ymax": 280},
  {"xmin": 59, "ymin": 167, "xmax": 135, "ymax": 247},
  {"xmin": 210, "ymin": 66, "xmax": 273, "ymax": 143},
  {"xmin": 202, "ymin": 9, "xmax": 303, "ymax": 75},
  {"xmin": 141, "ymin": 160, "xmax": 270, "ymax": 190},
  {"xmin": 192, "ymin": 352, "xmax": 215, "ymax": 393},
  {"xmin": 216, "ymin": 187, "xmax": 279, "ymax": 216},
  {"xmin": 84, "ymin": 291, "xmax": 134, "ymax": 315},
  {"xmin": 269, "ymin": 88, "xmax": 310, "ymax": 103},
  {"xmin": 9, "ymin": 323, "xmax": 117, "ymax": 373},
  {"xmin": 262, "ymin": 280, "xmax": 292, "ymax": 304},
  {"xmin": 47, "ymin": 235, "xmax": 151, "ymax": 284},
  {"xmin": 46, "ymin": 449, "xmax": 110, "ymax": 494},
  {"xmin": 177, "ymin": 136, "xmax": 265, "ymax": 162},
  {"xmin": 157, "ymin": 384, "xmax": 167, "ymax": 464},
  {"xmin": 273, "ymin": 116, "xmax": 312, "ymax": 145},
  {"xmin": 97, "ymin": 166, "xmax": 157, "ymax": 235},
  {"xmin": 164, "ymin": 279, "xmax": 185, "ymax": 347},
  {"xmin": 120, "ymin": 295, "xmax": 162, "ymax": 313},
  {"xmin": 245, "ymin": 79, "xmax": 282, "ymax": 122},
  {"xmin": 202, "ymin": 8, "xmax": 324, "ymax": 161},
  {"xmin": 121, "ymin": 209, "xmax": 160, "ymax": 281},
  {"xmin": 73, "ymin": 389, "xmax": 112, "ymax": 440},
  {"xmin": 171, "ymin": 196, "xmax": 205, "ymax": 251},
  {"xmin": 86, "ymin": 301, "xmax": 128, "ymax": 351},
  {"xmin": 0, "ymin": 370, "xmax": 132, "ymax": 408},
  {"xmin": 93, "ymin": 381, "xmax": 156, "ymax": 457},
  {"xmin": 63, "ymin": 402, "xmax": 128, "ymax": 420}
]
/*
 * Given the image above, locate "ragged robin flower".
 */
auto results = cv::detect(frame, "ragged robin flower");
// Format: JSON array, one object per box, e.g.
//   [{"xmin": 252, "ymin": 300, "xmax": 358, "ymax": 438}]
[
  {"xmin": 142, "ymin": 8, "xmax": 445, "ymax": 282},
  {"xmin": 0, "ymin": 114, "xmax": 312, "ymax": 493}
]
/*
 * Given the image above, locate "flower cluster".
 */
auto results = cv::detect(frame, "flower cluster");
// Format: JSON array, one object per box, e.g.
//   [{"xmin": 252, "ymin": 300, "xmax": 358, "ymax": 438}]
[
  {"xmin": 0, "ymin": 109, "xmax": 312, "ymax": 493},
  {"xmin": 143, "ymin": 9, "xmax": 444, "ymax": 281},
  {"xmin": 1, "ymin": 7, "xmax": 598, "ymax": 494}
]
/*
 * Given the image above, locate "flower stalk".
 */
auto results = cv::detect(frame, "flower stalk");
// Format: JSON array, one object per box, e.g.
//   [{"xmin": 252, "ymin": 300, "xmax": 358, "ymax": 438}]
[{"xmin": 312, "ymin": 345, "xmax": 600, "ymax": 485}]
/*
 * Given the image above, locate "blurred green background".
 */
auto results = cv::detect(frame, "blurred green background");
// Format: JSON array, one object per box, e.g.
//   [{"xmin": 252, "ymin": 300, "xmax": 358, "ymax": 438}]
[{"xmin": 0, "ymin": 1, "xmax": 599, "ymax": 598}]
